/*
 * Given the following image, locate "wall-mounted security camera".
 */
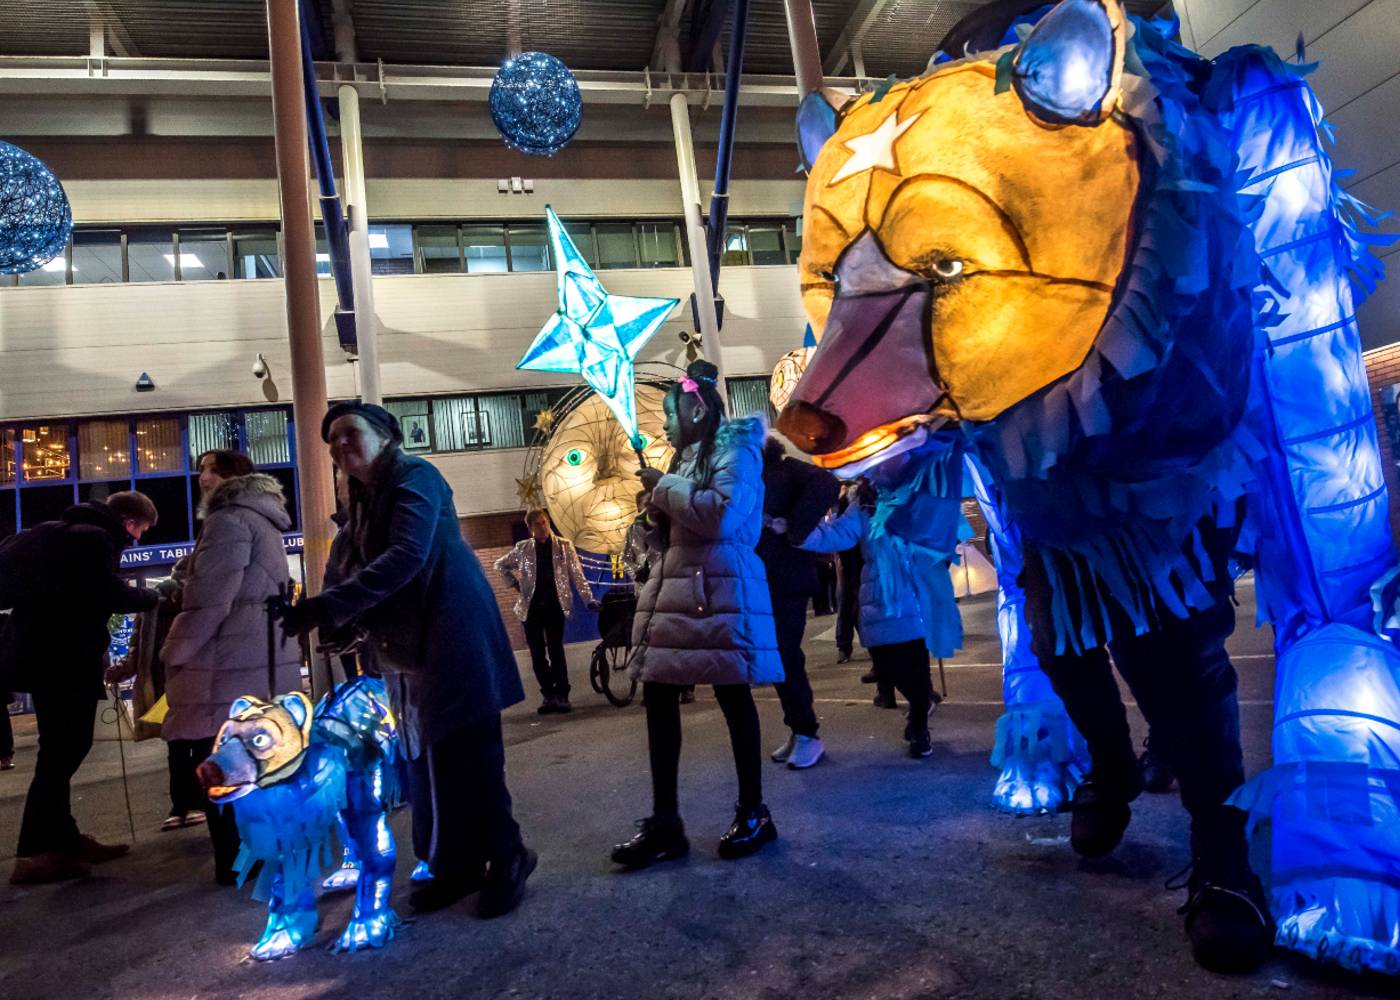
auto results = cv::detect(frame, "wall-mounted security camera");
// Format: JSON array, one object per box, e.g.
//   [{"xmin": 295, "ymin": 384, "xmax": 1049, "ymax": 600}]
[{"xmin": 252, "ymin": 353, "xmax": 269, "ymax": 380}]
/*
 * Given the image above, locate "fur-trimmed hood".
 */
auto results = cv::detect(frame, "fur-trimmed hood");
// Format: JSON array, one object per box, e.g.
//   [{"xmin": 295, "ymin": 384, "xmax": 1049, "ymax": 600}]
[
  {"xmin": 200, "ymin": 473, "xmax": 292, "ymax": 531},
  {"xmin": 714, "ymin": 413, "xmax": 768, "ymax": 454}
]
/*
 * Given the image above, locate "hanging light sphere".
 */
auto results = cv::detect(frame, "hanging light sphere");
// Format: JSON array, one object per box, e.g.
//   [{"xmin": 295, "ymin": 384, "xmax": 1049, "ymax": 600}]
[
  {"xmin": 489, "ymin": 52, "xmax": 583, "ymax": 157},
  {"xmin": 0, "ymin": 141, "xmax": 72, "ymax": 275}
]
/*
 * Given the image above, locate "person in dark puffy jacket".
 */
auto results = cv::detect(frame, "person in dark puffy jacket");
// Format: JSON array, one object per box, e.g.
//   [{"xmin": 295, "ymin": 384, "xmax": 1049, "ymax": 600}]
[
  {"xmin": 611, "ymin": 360, "xmax": 783, "ymax": 870},
  {"xmin": 1, "ymin": 493, "xmax": 159, "ymax": 884}
]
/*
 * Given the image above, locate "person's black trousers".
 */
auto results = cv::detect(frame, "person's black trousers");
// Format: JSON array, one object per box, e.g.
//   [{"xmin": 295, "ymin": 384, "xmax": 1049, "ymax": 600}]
[
  {"xmin": 814, "ymin": 557, "xmax": 838, "ymax": 616},
  {"xmin": 0, "ymin": 697, "xmax": 13, "ymax": 760},
  {"xmin": 524, "ymin": 594, "xmax": 570, "ymax": 699},
  {"xmin": 406, "ymin": 714, "xmax": 523, "ymax": 882},
  {"xmin": 645, "ymin": 682, "xmax": 762, "ymax": 819},
  {"xmin": 1021, "ymin": 523, "xmax": 1247, "ymax": 862},
  {"xmin": 172, "ymin": 735, "xmax": 243, "ymax": 877},
  {"xmin": 770, "ymin": 594, "xmax": 819, "ymax": 738},
  {"xmin": 16, "ymin": 694, "xmax": 97, "ymax": 857},
  {"xmin": 869, "ymin": 639, "xmax": 933, "ymax": 731},
  {"xmin": 167, "ymin": 738, "xmax": 210, "ymax": 816},
  {"xmin": 835, "ymin": 550, "xmax": 862, "ymax": 656}
]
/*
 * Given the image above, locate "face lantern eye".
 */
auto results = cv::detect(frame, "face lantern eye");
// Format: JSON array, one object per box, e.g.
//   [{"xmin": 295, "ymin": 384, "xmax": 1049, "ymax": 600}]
[
  {"xmin": 932, "ymin": 259, "xmax": 964, "ymax": 281},
  {"xmin": 565, "ymin": 449, "xmax": 583, "ymax": 467}
]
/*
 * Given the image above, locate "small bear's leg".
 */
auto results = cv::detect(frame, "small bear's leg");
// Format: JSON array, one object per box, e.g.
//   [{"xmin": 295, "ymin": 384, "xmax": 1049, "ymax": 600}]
[
  {"xmin": 323, "ymin": 814, "xmax": 361, "ymax": 891},
  {"xmin": 250, "ymin": 872, "xmax": 319, "ymax": 960},
  {"xmin": 333, "ymin": 764, "xmax": 400, "ymax": 953}
]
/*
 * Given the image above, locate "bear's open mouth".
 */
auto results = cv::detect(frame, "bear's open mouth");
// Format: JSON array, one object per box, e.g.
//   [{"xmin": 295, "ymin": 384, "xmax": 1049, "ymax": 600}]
[
  {"xmin": 206, "ymin": 783, "xmax": 257, "ymax": 803},
  {"xmin": 810, "ymin": 413, "xmax": 948, "ymax": 472}
]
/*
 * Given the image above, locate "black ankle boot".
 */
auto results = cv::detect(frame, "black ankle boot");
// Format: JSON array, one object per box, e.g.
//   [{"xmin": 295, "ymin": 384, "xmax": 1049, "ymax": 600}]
[
  {"xmin": 1173, "ymin": 850, "xmax": 1274, "ymax": 973},
  {"xmin": 1137, "ymin": 737, "xmax": 1176, "ymax": 793},
  {"xmin": 1070, "ymin": 778, "xmax": 1134, "ymax": 858},
  {"xmin": 717, "ymin": 803, "xmax": 777, "ymax": 860},
  {"xmin": 611, "ymin": 816, "xmax": 689, "ymax": 869}
]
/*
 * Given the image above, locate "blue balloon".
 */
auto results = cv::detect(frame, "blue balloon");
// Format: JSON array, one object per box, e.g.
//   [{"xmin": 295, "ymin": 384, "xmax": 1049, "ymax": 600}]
[
  {"xmin": 489, "ymin": 52, "xmax": 583, "ymax": 157},
  {"xmin": 0, "ymin": 141, "xmax": 72, "ymax": 275}
]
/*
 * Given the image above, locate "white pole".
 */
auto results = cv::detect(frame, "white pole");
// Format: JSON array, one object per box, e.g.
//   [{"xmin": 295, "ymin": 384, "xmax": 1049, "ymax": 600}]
[
  {"xmin": 669, "ymin": 92, "xmax": 726, "ymax": 392},
  {"xmin": 337, "ymin": 84, "xmax": 382, "ymax": 405}
]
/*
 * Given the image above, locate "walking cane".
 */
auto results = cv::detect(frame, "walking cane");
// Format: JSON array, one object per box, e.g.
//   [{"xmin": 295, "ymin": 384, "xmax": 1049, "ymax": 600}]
[
  {"xmin": 265, "ymin": 582, "xmax": 289, "ymax": 697},
  {"xmin": 937, "ymin": 657, "xmax": 947, "ymax": 699}
]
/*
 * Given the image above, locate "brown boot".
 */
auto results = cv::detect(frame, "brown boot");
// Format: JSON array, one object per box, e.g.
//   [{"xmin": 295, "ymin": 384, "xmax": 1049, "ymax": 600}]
[
  {"xmin": 11, "ymin": 852, "xmax": 91, "ymax": 884},
  {"xmin": 73, "ymin": 834, "xmax": 130, "ymax": 864}
]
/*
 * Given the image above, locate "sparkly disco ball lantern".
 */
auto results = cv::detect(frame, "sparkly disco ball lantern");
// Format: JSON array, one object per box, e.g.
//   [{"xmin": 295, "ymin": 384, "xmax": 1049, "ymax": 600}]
[
  {"xmin": 0, "ymin": 141, "xmax": 72, "ymax": 274},
  {"xmin": 489, "ymin": 52, "xmax": 583, "ymax": 156}
]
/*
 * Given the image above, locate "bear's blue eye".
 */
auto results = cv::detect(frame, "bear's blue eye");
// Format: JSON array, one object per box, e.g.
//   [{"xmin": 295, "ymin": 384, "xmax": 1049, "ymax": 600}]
[
  {"xmin": 565, "ymin": 449, "xmax": 583, "ymax": 466},
  {"xmin": 251, "ymin": 733, "xmax": 271, "ymax": 749}
]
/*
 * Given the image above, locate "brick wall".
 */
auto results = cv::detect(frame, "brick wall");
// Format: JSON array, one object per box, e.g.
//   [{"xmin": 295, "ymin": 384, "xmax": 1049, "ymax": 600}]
[
  {"xmin": 462, "ymin": 511, "xmax": 528, "ymax": 650},
  {"xmin": 1363, "ymin": 344, "xmax": 1400, "ymax": 546}
]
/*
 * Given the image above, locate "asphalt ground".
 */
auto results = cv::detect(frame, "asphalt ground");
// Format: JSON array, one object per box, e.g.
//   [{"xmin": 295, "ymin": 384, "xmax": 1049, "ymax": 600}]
[{"xmin": 0, "ymin": 579, "xmax": 1396, "ymax": 1000}]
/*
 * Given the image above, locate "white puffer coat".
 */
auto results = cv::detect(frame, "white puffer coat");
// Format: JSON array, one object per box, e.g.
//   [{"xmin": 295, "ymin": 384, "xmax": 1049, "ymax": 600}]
[
  {"xmin": 630, "ymin": 416, "xmax": 783, "ymax": 687},
  {"xmin": 160, "ymin": 474, "xmax": 302, "ymax": 741}
]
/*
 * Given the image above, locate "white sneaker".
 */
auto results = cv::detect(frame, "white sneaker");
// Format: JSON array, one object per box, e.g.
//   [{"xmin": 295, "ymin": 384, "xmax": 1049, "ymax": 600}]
[
  {"xmin": 770, "ymin": 734, "xmax": 797, "ymax": 763},
  {"xmin": 786, "ymin": 735, "xmax": 825, "ymax": 770},
  {"xmin": 182, "ymin": 810, "xmax": 208, "ymax": 826}
]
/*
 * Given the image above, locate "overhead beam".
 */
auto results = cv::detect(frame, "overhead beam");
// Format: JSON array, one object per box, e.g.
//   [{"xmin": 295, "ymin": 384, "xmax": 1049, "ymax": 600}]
[
  {"xmin": 823, "ymin": 0, "xmax": 892, "ymax": 76},
  {"xmin": 651, "ymin": 0, "xmax": 689, "ymax": 72},
  {"xmin": 687, "ymin": 0, "xmax": 733, "ymax": 73},
  {"xmin": 82, "ymin": 1, "xmax": 138, "ymax": 58},
  {"xmin": 330, "ymin": 0, "xmax": 358, "ymax": 64},
  {"xmin": 0, "ymin": 56, "xmax": 854, "ymax": 107}
]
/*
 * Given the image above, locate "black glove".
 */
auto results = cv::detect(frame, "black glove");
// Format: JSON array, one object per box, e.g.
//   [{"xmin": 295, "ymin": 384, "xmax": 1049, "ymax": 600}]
[{"xmin": 279, "ymin": 598, "xmax": 333, "ymax": 640}]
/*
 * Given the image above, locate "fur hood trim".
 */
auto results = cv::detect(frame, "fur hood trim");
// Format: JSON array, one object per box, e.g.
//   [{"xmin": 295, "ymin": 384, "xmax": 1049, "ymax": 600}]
[
  {"xmin": 716, "ymin": 413, "xmax": 769, "ymax": 453},
  {"xmin": 201, "ymin": 473, "xmax": 291, "ymax": 527}
]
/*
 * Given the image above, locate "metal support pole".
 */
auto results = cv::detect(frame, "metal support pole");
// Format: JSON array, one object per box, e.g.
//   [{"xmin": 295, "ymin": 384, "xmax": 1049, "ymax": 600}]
[
  {"xmin": 669, "ymin": 92, "xmax": 725, "ymax": 390},
  {"xmin": 266, "ymin": 0, "xmax": 337, "ymax": 697},
  {"xmin": 705, "ymin": 0, "xmax": 750, "ymax": 297},
  {"xmin": 338, "ymin": 84, "xmax": 381, "ymax": 405},
  {"xmin": 782, "ymin": 0, "xmax": 825, "ymax": 97}
]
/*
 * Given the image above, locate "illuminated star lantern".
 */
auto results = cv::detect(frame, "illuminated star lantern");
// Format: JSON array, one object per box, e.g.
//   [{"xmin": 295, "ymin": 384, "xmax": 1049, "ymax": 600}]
[
  {"xmin": 518, "ymin": 206, "xmax": 679, "ymax": 447},
  {"xmin": 828, "ymin": 109, "xmax": 921, "ymax": 185}
]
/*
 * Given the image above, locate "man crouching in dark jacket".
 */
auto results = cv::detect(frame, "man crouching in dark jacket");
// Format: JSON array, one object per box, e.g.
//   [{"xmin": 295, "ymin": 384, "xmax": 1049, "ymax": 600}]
[{"xmin": 1, "ymin": 493, "xmax": 159, "ymax": 884}]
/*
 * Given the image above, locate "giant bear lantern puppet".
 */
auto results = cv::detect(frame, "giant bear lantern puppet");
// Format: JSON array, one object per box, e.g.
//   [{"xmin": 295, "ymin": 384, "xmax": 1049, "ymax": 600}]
[{"xmin": 779, "ymin": 0, "xmax": 1400, "ymax": 977}]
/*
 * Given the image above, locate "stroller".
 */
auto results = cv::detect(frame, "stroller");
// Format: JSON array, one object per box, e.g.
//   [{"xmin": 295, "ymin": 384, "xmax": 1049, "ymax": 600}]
[{"xmin": 589, "ymin": 587, "xmax": 638, "ymax": 707}]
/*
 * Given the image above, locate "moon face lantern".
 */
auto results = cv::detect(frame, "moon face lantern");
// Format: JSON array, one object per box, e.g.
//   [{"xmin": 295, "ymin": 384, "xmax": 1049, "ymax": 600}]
[
  {"xmin": 770, "ymin": 347, "xmax": 815, "ymax": 413},
  {"xmin": 539, "ymin": 385, "xmax": 674, "ymax": 555}
]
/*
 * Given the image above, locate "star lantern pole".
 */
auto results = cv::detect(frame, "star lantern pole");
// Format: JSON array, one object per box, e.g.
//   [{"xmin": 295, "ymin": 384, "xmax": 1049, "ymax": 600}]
[{"xmin": 517, "ymin": 206, "xmax": 679, "ymax": 467}]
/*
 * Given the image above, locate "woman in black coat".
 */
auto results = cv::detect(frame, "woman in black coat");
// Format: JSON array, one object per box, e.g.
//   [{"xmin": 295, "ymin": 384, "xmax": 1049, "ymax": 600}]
[{"xmin": 280, "ymin": 401, "xmax": 533, "ymax": 918}]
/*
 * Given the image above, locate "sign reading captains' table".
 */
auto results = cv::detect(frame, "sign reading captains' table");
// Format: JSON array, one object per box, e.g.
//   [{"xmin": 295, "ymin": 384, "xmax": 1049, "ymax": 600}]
[{"xmin": 119, "ymin": 533, "xmax": 304, "ymax": 569}]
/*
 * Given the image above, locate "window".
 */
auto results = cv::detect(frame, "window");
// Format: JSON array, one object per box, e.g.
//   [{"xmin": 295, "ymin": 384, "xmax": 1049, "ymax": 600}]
[
  {"xmin": 0, "ymin": 428, "xmax": 14, "ymax": 486},
  {"xmin": 431, "ymin": 397, "xmax": 484, "ymax": 451},
  {"xmin": 369, "ymin": 224, "xmax": 414, "ymax": 276},
  {"xmin": 638, "ymin": 222, "xmax": 681, "ymax": 268},
  {"xmin": 462, "ymin": 225, "xmax": 508, "ymax": 273},
  {"xmin": 189, "ymin": 412, "xmax": 239, "ymax": 467},
  {"xmin": 178, "ymin": 229, "xmax": 230, "ymax": 280},
  {"xmin": 722, "ymin": 228, "xmax": 750, "ymax": 267},
  {"xmin": 232, "ymin": 230, "xmax": 280, "ymax": 279},
  {"xmin": 21, "ymin": 425, "xmax": 71, "ymax": 481},
  {"xmin": 595, "ymin": 223, "xmax": 639, "ymax": 269},
  {"xmin": 523, "ymin": 389, "xmax": 570, "ymax": 440},
  {"xmin": 245, "ymin": 410, "xmax": 291, "ymax": 466},
  {"xmin": 17, "ymin": 243, "xmax": 67, "ymax": 286},
  {"xmin": 476, "ymin": 394, "xmax": 526, "ymax": 449},
  {"xmin": 506, "ymin": 223, "xmax": 551, "ymax": 272},
  {"xmin": 727, "ymin": 377, "xmax": 776, "ymax": 423},
  {"xmin": 78, "ymin": 419, "xmax": 131, "ymax": 481},
  {"xmin": 386, "ymin": 400, "xmax": 433, "ymax": 451},
  {"xmin": 787, "ymin": 217, "xmax": 802, "ymax": 258},
  {"xmin": 417, "ymin": 225, "xmax": 462, "ymax": 274},
  {"xmin": 72, "ymin": 230, "xmax": 123, "ymax": 284},
  {"xmin": 20, "ymin": 484, "xmax": 75, "ymax": 528},
  {"xmin": 0, "ymin": 486, "xmax": 15, "ymax": 538},
  {"xmin": 748, "ymin": 225, "xmax": 786, "ymax": 266},
  {"xmin": 136, "ymin": 418, "xmax": 184, "ymax": 474},
  {"xmin": 135, "ymin": 475, "xmax": 192, "ymax": 545},
  {"xmin": 126, "ymin": 227, "xmax": 176, "ymax": 282}
]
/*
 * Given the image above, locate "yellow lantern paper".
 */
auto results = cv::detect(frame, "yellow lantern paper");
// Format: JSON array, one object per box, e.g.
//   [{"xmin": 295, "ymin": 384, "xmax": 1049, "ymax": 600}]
[
  {"xmin": 769, "ymin": 347, "xmax": 815, "ymax": 413},
  {"xmin": 539, "ymin": 385, "xmax": 673, "ymax": 555}
]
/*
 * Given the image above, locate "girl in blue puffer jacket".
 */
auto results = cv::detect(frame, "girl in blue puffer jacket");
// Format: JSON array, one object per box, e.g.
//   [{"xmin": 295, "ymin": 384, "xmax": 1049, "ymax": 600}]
[{"xmin": 798, "ymin": 445, "xmax": 964, "ymax": 758}]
